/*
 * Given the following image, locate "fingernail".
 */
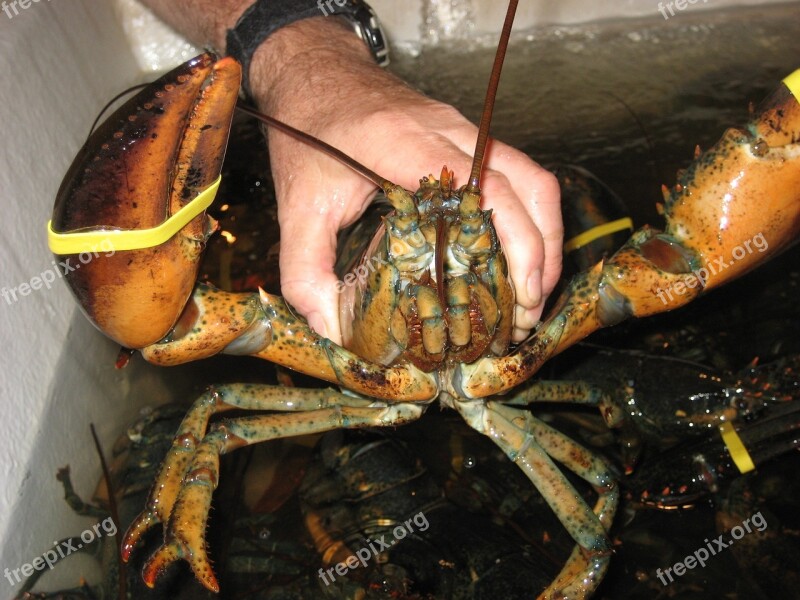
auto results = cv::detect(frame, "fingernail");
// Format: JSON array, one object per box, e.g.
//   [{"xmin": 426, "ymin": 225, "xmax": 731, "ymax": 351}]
[
  {"xmin": 307, "ymin": 312, "xmax": 329, "ymax": 338},
  {"xmin": 525, "ymin": 308, "xmax": 542, "ymax": 330},
  {"xmin": 512, "ymin": 327, "xmax": 529, "ymax": 343},
  {"xmin": 526, "ymin": 269, "xmax": 542, "ymax": 307}
]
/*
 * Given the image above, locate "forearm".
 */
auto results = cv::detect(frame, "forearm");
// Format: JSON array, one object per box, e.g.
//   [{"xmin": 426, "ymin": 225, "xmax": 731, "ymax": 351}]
[
  {"xmin": 249, "ymin": 16, "xmax": 382, "ymax": 123},
  {"xmin": 139, "ymin": 1, "xmax": 384, "ymax": 122}
]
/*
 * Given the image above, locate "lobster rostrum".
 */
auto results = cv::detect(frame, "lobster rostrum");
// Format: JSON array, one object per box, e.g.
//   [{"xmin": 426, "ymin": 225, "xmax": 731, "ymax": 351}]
[{"xmin": 48, "ymin": 0, "xmax": 800, "ymax": 597}]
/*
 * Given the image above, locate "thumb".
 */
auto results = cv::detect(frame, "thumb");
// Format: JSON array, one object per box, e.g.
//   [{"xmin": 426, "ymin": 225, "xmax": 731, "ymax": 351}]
[{"xmin": 278, "ymin": 208, "xmax": 343, "ymax": 345}]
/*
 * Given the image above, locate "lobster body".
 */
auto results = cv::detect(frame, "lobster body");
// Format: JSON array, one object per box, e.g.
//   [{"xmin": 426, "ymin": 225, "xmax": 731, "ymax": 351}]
[{"xmin": 339, "ymin": 170, "xmax": 515, "ymax": 372}]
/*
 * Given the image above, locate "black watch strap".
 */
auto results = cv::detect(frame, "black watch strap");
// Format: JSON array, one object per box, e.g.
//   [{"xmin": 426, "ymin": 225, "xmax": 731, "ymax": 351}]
[{"xmin": 225, "ymin": 0, "xmax": 389, "ymax": 98}]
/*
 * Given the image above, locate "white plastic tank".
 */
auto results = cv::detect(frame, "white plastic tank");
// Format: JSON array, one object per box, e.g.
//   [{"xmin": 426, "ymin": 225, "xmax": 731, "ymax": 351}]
[{"xmin": 0, "ymin": 0, "xmax": 796, "ymax": 592}]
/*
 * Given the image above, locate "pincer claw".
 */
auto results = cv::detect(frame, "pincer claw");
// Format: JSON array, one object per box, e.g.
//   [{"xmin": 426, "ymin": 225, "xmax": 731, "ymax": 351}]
[
  {"xmin": 120, "ymin": 509, "xmax": 162, "ymax": 563},
  {"xmin": 140, "ymin": 457, "xmax": 221, "ymax": 591},
  {"xmin": 50, "ymin": 53, "xmax": 241, "ymax": 350},
  {"xmin": 143, "ymin": 528, "xmax": 219, "ymax": 592}
]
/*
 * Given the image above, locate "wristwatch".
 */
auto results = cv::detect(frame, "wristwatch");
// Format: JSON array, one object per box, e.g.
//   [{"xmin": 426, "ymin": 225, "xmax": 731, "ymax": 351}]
[{"xmin": 225, "ymin": 0, "xmax": 390, "ymax": 98}]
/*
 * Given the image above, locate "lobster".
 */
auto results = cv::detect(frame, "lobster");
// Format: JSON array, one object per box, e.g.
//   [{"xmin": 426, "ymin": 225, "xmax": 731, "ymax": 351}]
[
  {"xmin": 47, "ymin": 0, "xmax": 800, "ymax": 596},
  {"xmin": 16, "ymin": 405, "xmax": 320, "ymax": 600}
]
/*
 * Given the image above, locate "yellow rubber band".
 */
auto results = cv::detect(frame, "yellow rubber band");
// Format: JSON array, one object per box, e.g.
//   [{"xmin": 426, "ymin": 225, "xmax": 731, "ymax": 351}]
[
  {"xmin": 719, "ymin": 421, "xmax": 755, "ymax": 474},
  {"xmin": 47, "ymin": 175, "xmax": 221, "ymax": 255},
  {"xmin": 783, "ymin": 68, "xmax": 800, "ymax": 102},
  {"xmin": 563, "ymin": 217, "xmax": 633, "ymax": 253}
]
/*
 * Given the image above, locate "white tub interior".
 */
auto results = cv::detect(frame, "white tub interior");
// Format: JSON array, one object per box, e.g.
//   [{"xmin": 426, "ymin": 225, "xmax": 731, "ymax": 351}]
[{"xmin": 0, "ymin": 0, "xmax": 797, "ymax": 592}]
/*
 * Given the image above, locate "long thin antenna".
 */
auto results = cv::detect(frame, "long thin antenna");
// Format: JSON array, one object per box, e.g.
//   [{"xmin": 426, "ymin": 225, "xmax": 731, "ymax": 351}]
[
  {"xmin": 237, "ymin": 103, "xmax": 391, "ymax": 189},
  {"xmin": 604, "ymin": 91, "xmax": 660, "ymax": 189},
  {"xmin": 90, "ymin": 424, "xmax": 126, "ymax": 600},
  {"xmin": 467, "ymin": 0, "xmax": 519, "ymax": 192},
  {"xmin": 87, "ymin": 83, "xmax": 149, "ymax": 140}
]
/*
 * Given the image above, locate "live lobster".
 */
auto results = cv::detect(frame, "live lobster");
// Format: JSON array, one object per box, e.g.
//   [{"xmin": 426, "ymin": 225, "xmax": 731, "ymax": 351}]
[{"xmin": 47, "ymin": 1, "xmax": 800, "ymax": 597}]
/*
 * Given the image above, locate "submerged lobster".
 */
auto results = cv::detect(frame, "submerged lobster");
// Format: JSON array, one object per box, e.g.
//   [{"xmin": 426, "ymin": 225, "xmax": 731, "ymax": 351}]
[{"xmin": 47, "ymin": 1, "xmax": 800, "ymax": 597}]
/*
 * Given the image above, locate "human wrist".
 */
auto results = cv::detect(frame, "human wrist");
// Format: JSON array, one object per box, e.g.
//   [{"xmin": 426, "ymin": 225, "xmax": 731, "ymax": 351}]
[{"xmin": 247, "ymin": 16, "xmax": 376, "ymax": 118}]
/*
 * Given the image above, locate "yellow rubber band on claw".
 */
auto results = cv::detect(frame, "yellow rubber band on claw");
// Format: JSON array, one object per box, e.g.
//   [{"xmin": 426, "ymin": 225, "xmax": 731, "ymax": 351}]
[
  {"xmin": 47, "ymin": 175, "xmax": 221, "ymax": 255},
  {"xmin": 783, "ymin": 68, "xmax": 800, "ymax": 102},
  {"xmin": 563, "ymin": 217, "xmax": 633, "ymax": 253},
  {"xmin": 719, "ymin": 421, "xmax": 755, "ymax": 474}
]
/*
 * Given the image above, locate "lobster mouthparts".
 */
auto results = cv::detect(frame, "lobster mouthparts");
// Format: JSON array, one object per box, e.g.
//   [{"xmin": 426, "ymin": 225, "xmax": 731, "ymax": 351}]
[{"xmin": 338, "ymin": 167, "xmax": 516, "ymax": 372}]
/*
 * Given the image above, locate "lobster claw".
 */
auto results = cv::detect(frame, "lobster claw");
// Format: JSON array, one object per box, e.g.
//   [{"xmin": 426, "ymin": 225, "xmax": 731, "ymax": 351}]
[
  {"xmin": 49, "ymin": 53, "xmax": 241, "ymax": 349},
  {"xmin": 459, "ymin": 71, "xmax": 800, "ymax": 398},
  {"xmin": 549, "ymin": 71, "xmax": 800, "ymax": 352}
]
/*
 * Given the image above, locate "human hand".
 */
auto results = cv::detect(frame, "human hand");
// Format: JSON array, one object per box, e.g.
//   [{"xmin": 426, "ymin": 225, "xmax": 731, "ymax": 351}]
[{"xmin": 251, "ymin": 17, "xmax": 562, "ymax": 345}]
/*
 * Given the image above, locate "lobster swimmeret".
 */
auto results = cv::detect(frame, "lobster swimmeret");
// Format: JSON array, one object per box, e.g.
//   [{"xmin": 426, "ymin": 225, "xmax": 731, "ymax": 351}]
[{"xmin": 48, "ymin": 1, "xmax": 800, "ymax": 597}]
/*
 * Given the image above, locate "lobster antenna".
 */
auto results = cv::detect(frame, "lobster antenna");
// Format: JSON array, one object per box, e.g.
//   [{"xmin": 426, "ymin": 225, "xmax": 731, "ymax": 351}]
[
  {"xmin": 603, "ymin": 91, "xmax": 660, "ymax": 189},
  {"xmin": 237, "ymin": 103, "xmax": 391, "ymax": 189},
  {"xmin": 87, "ymin": 83, "xmax": 149, "ymax": 141},
  {"xmin": 467, "ymin": 0, "xmax": 519, "ymax": 192},
  {"xmin": 90, "ymin": 423, "xmax": 127, "ymax": 600}
]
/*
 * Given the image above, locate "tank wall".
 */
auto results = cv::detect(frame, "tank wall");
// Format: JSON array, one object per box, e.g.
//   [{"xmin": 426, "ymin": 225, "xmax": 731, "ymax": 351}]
[
  {"xmin": 120, "ymin": 0, "xmax": 800, "ymax": 69},
  {"xmin": 375, "ymin": 0, "xmax": 798, "ymax": 45},
  {"xmin": 0, "ymin": 0, "xmax": 160, "ymax": 591}
]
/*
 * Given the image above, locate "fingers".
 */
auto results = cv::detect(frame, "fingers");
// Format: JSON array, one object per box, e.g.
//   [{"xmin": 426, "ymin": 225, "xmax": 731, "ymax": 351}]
[
  {"xmin": 268, "ymin": 123, "xmax": 377, "ymax": 346},
  {"xmin": 479, "ymin": 168, "xmax": 544, "ymax": 340},
  {"xmin": 512, "ymin": 157, "xmax": 563, "ymax": 300},
  {"xmin": 277, "ymin": 196, "xmax": 344, "ymax": 345},
  {"xmin": 270, "ymin": 98, "xmax": 563, "ymax": 348},
  {"xmin": 483, "ymin": 143, "xmax": 562, "ymax": 339}
]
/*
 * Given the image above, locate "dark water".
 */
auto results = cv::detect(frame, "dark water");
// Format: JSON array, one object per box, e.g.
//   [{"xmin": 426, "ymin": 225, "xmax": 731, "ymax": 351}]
[{"xmin": 31, "ymin": 4, "xmax": 800, "ymax": 599}]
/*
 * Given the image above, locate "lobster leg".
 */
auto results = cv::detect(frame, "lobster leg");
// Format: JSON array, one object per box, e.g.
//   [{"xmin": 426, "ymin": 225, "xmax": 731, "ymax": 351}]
[
  {"xmin": 455, "ymin": 400, "xmax": 618, "ymax": 600},
  {"xmin": 141, "ymin": 283, "xmax": 440, "ymax": 402},
  {"xmin": 121, "ymin": 383, "xmax": 424, "ymax": 591},
  {"xmin": 459, "ymin": 70, "xmax": 800, "ymax": 399},
  {"xmin": 501, "ymin": 380, "xmax": 624, "ymax": 428}
]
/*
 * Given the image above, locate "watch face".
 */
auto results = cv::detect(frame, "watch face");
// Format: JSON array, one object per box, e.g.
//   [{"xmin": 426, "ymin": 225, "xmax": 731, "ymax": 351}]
[{"xmin": 340, "ymin": 1, "xmax": 390, "ymax": 67}]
